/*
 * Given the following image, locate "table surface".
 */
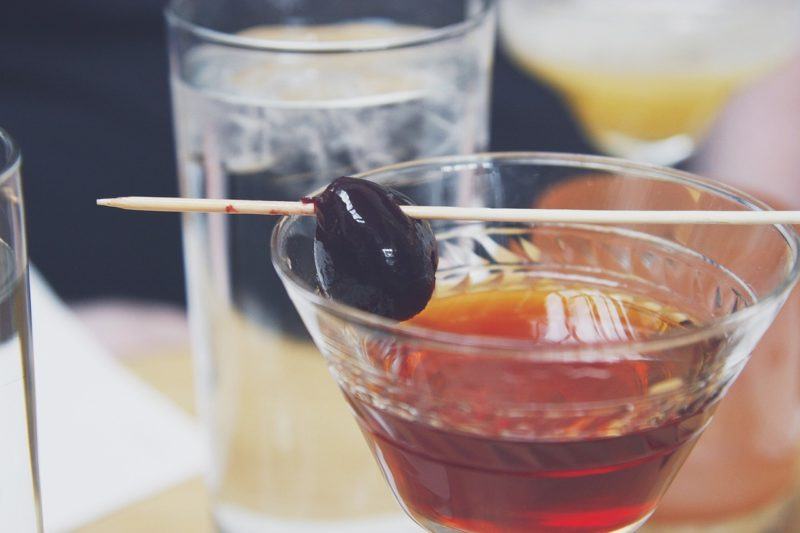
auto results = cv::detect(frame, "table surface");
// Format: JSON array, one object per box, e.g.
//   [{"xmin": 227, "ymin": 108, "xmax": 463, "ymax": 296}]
[
  {"xmin": 76, "ymin": 347, "xmax": 800, "ymax": 533},
  {"xmin": 76, "ymin": 348, "xmax": 214, "ymax": 533}
]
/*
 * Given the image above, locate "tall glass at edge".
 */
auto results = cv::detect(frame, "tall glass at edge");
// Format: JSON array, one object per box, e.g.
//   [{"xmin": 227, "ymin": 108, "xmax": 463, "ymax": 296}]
[
  {"xmin": 0, "ymin": 129, "xmax": 41, "ymax": 532},
  {"xmin": 166, "ymin": 1, "xmax": 496, "ymax": 530}
]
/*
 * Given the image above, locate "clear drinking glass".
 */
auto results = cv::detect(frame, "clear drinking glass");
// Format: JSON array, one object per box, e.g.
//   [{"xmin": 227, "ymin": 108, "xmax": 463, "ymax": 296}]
[
  {"xmin": 499, "ymin": 0, "xmax": 800, "ymax": 165},
  {"xmin": 166, "ymin": 1, "xmax": 496, "ymax": 530},
  {"xmin": 273, "ymin": 153, "xmax": 800, "ymax": 532},
  {"xmin": 0, "ymin": 129, "xmax": 41, "ymax": 532}
]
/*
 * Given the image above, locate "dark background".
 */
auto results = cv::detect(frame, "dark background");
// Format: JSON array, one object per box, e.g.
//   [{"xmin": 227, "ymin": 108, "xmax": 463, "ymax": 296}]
[{"xmin": 0, "ymin": 1, "xmax": 590, "ymax": 304}]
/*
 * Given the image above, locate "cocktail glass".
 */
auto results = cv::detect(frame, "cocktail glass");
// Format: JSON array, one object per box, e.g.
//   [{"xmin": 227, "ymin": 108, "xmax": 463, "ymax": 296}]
[
  {"xmin": 273, "ymin": 153, "xmax": 800, "ymax": 532},
  {"xmin": 167, "ymin": 0, "xmax": 496, "ymax": 530},
  {"xmin": 0, "ymin": 128, "xmax": 41, "ymax": 532},
  {"xmin": 499, "ymin": 0, "xmax": 800, "ymax": 165}
]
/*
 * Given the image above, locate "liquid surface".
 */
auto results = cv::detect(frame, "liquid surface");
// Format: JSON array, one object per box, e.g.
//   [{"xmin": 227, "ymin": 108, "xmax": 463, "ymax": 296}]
[
  {"xmin": 345, "ymin": 281, "xmax": 718, "ymax": 532},
  {"xmin": 412, "ymin": 283, "xmax": 687, "ymax": 343}
]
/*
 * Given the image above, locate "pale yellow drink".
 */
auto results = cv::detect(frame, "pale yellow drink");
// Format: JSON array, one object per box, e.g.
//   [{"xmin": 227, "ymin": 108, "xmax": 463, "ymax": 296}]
[{"xmin": 500, "ymin": 0, "xmax": 800, "ymax": 164}]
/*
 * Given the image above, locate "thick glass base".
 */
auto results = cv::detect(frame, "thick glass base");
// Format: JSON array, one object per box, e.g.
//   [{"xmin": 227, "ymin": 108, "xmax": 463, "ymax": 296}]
[
  {"xmin": 414, "ymin": 512, "xmax": 653, "ymax": 533},
  {"xmin": 592, "ymin": 132, "xmax": 696, "ymax": 167}
]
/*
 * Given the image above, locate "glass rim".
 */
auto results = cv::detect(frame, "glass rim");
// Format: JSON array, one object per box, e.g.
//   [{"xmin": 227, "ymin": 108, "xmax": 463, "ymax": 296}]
[
  {"xmin": 0, "ymin": 128, "xmax": 20, "ymax": 188},
  {"xmin": 272, "ymin": 152, "xmax": 800, "ymax": 358},
  {"xmin": 500, "ymin": 0, "xmax": 781, "ymax": 17},
  {"xmin": 165, "ymin": 0, "xmax": 495, "ymax": 54}
]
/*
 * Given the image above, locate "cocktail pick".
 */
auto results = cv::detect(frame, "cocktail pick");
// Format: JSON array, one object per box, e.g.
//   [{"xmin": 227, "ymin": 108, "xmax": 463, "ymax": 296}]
[{"xmin": 97, "ymin": 196, "xmax": 800, "ymax": 225}]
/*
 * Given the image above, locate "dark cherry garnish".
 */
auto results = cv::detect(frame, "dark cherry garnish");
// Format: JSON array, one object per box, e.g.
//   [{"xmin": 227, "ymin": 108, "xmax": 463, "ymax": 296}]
[{"xmin": 310, "ymin": 176, "xmax": 438, "ymax": 321}]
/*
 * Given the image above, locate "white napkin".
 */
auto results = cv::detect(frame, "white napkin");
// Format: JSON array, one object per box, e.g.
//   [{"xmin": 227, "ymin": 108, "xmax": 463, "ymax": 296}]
[{"xmin": 31, "ymin": 271, "xmax": 205, "ymax": 532}]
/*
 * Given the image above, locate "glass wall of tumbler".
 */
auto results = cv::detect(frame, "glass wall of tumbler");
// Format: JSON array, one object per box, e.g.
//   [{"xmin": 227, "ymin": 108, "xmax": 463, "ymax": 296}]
[
  {"xmin": 0, "ymin": 129, "xmax": 41, "ymax": 532},
  {"xmin": 166, "ymin": 1, "xmax": 496, "ymax": 530}
]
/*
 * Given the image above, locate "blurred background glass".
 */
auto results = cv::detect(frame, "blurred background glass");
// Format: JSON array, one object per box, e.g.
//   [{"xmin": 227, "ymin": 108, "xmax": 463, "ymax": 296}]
[
  {"xmin": 275, "ymin": 153, "xmax": 799, "ymax": 533},
  {"xmin": 0, "ymin": 129, "xmax": 41, "ymax": 532},
  {"xmin": 167, "ymin": 0, "xmax": 495, "ymax": 530},
  {"xmin": 500, "ymin": 0, "xmax": 800, "ymax": 166}
]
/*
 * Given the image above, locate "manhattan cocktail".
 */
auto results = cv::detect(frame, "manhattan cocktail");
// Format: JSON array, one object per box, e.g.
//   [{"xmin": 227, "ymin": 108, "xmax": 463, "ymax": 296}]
[{"xmin": 274, "ymin": 153, "xmax": 800, "ymax": 532}]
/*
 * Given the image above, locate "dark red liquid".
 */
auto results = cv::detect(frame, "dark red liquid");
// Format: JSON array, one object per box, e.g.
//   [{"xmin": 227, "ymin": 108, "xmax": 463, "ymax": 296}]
[{"xmin": 344, "ymin": 284, "xmax": 718, "ymax": 532}]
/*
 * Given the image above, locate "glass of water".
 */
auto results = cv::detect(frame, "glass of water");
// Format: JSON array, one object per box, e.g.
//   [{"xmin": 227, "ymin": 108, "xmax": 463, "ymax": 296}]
[
  {"xmin": 0, "ymin": 129, "xmax": 40, "ymax": 532},
  {"xmin": 166, "ymin": 1, "xmax": 496, "ymax": 530}
]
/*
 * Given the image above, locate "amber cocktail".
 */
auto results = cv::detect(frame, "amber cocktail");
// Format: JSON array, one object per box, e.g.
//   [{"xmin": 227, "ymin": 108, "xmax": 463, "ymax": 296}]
[{"xmin": 273, "ymin": 154, "xmax": 800, "ymax": 532}]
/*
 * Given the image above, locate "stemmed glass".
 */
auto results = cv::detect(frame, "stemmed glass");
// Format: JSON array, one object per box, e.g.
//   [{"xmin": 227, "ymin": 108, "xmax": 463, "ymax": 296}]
[
  {"xmin": 499, "ymin": 0, "xmax": 800, "ymax": 165},
  {"xmin": 273, "ymin": 153, "xmax": 800, "ymax": 532}
]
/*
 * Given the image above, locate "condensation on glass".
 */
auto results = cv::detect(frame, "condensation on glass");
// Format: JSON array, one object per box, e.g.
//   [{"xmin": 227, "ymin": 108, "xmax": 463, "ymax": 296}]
[{"xmin": 166, "ymin": 1, "xmax": 496, "ymax": 530}]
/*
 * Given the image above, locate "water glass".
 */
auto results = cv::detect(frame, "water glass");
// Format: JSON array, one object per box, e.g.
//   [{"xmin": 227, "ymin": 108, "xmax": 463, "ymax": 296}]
[
  {"xmin": 166, "ymin": 1, "xmax": 496, "ymax": 530},
  {"xmin": 0, "ymin": 129, "xmax": 41, "ymax": 532}
]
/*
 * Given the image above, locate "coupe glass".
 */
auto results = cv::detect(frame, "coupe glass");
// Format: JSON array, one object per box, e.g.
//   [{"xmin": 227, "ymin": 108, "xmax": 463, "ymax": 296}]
[
  {"xmin": 273, "ymin": 153, "xmax": 800, "ymax": 532},
  {"xmin": 500, "ymin": 0, "xmax": 800, "ymax": 165}
]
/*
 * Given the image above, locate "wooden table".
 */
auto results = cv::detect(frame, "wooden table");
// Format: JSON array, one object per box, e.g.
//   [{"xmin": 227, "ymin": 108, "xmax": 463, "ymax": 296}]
[
  {"xmin": 76, "ymin": 348, "xmax": 214, "ymax": 533},
  {"xmin": 75, "ymin": 348, "xmax": 800, "ymax": 533}
]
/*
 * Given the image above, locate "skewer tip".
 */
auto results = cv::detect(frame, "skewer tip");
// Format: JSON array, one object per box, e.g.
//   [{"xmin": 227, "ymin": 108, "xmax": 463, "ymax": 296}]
[{"xmin": 96, "ymin": 198, "xmax": 118, "ymax": 207}]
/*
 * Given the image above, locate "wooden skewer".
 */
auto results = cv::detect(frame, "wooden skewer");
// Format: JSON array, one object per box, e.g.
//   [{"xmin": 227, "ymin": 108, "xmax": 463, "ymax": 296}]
[{"xmin": 97, "ymin": 196, "xmax": 800, "ymax": 226}]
